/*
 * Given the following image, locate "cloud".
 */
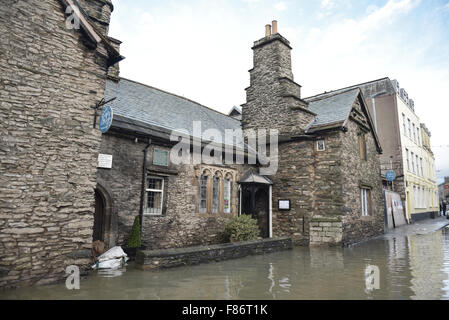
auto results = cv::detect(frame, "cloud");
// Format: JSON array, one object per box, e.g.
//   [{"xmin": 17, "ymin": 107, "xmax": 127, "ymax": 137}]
[
  {"xmin": 275, "ymin": 2, "xmax": 287, "ymax": 11},
  {"xmin": 321, "ymin": 0, "xmax": 336, "ymax": 10}
]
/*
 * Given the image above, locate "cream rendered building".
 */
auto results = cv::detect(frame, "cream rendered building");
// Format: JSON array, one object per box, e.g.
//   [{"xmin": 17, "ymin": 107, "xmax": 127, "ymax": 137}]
[{"xmin": 394, "ymin": 82, "xmax": 439, "ymax": 221}]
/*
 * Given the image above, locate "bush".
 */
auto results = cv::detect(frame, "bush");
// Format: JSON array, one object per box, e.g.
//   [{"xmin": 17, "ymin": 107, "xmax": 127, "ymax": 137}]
[
  {"xmin": 127, "ymin": 216, "xmax": 142, "ymax": 248},
  {"xmin": 222, "ymin": 215, "xmax": 260, "ymax": 243}
]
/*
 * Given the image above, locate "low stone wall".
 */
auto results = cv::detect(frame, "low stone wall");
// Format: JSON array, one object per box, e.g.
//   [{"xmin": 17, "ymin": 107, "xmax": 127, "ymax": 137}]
[
  {"xmin": 309, "ymin": 217, "xmax": 343, "ymax": 246},
  {"xmin": 135, "ymin": 237, "xmax": 292, "ymax": 270}
]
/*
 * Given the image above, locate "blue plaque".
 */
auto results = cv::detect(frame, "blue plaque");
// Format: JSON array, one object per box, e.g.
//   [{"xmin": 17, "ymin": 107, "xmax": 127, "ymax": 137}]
[
  {"xmin": 99, "ymin": 105, "xmax": 113, "ymax": 133},
  {"xmin": 385, "ymin": 170, "xmax": 396, "ymax": 182}
]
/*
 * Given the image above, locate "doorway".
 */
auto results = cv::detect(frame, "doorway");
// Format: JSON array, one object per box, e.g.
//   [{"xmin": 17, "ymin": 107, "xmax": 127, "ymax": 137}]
[{"xmin": 93, "ymin": 189, "xmax": 105, "ymax": 242}]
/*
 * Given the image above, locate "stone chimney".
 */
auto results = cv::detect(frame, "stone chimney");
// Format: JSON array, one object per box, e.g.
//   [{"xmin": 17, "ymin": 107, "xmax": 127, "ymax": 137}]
[
  {"xmin": 77, "ymin": 0, "xmax": 114, "ymax": 36},
  {"xmin": 242, "ymin": 22, "xmax": 315, "ymax": 135}
]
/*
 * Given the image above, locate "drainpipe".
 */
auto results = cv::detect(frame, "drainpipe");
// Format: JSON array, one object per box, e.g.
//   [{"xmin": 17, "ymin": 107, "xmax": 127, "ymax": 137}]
[{"xmin": 139, "ymin": 138, "xmax": 152, "ymax": 233}]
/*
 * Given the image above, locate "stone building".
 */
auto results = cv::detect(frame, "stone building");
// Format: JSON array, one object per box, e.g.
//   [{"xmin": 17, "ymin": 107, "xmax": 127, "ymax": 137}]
[
  {"xmin": 0, "ymin": 0, "xmax": 122, "ymax": 288},
  {"xmin": 93, "ymin": 22, "xmax": 384, "ymax": 251},
  {"xmin": 321, "ymin": 78, "xmax": 439, "ymax": 221},
  {"xmin": 1, "ymin": 6, "xmax": 386, "ymax": 289}
]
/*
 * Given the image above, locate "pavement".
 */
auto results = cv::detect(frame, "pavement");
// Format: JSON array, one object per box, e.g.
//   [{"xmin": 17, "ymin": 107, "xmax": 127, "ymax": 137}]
[{"xmin": 381, "ymin": 215, "xmax": 449, "ymax": 239}]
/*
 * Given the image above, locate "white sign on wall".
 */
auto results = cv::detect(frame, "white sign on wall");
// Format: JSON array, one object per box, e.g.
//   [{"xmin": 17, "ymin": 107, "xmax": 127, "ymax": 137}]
[
  {"xmin": 278, "ymin": 200, "xmax": 290, "ymax": 210},
  {"xmin": 98, "ymin": 154, "xmax": 113, "ymax": 169}
]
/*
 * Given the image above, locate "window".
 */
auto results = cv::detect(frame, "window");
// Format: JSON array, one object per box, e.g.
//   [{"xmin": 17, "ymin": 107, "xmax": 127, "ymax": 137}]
[
  {"xmin": 408, "ymin": 119, "xmax": 411, "ymax": 137},
  {"xmin": 223, "ymin": 178, "xmax": 231, "ymax": 213},
  {"xmin": 417, "ymin": 128, "xmax": 420, "ymax": 146},
  {"xmin": 359, "ymin": 134, "xmax": 367, "ymax": 161},
  {"xmin": 212, "ymin": 176, "xmax": 220, "ymax": 214},
  {"xmin": 153, "ymin": 149, "xmax": 169, "ymax": 166},
  {"xmin": 412, "ymin": 123, "xmax": 416, "ymax": 142},
  {"xmin": 402, "ymin": 114, "xmax": 406, "ymax": 134},
  {"xmin": 361, "ymin": 188, "xmax": 371, "ymax": 216},
  {"xmin": 317, "ymin": 140, "xmax": 325, "ymax": 151},
  {"xmin": 199, "ymin": 174, "xmax": 208, "ymax": 213},
  {"xmin": 411, "ymin": 152, "xmax": 415, "ymax": 173},
  {"xmin": 406, "ymin": 149, "xmax": 410, "ymax": 170},
  {"xmin": 416, "ymin": 155, "xmax": 419, "ymax": 175},
  {"xmin": 420, "ymin": 158, "xmax": 423, "ymax": 177},
  {"xmin": 199, "ymin": 170, "xmax": 234, "ymax": 214},
  {"xmin": 145, "ymin": 177, "xmax": 164, "ymax": 215}
]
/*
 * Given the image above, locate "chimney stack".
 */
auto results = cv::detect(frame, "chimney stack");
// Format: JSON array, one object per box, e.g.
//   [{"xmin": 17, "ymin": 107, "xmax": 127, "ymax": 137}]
[
  {"xmin": 265, "ymin": 24, "xmax": 272, "ymax": 37},
  {"xmin": 272, "ymin": 20, "xmax": 278, "ymax": 34}
]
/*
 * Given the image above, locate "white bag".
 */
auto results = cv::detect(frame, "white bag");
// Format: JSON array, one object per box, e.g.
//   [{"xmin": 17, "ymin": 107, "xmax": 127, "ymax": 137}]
[
  {"xmin": 97, "ymin": 246, "xmax": 128, "ymax": 263},
  {"xmin": 91, "ymin": 246, "xmax": 129, "ymax": 270},
  {"xmin": 93, "ymin": 257, "xmax": 128, "ymax": 270}
]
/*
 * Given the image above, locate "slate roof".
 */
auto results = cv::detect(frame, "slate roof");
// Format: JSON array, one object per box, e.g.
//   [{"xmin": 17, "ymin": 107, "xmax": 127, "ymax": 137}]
[
  {"xmin": 304, "ymin": 88, "xmax": 360, "ymax": 131},
  {"xmin": 105, "ymin": 78, "xmax": 241, "ymax": 138},
  {"xmin": 239, "ymin": 169, "xmax": 273, "ymax": 185}
]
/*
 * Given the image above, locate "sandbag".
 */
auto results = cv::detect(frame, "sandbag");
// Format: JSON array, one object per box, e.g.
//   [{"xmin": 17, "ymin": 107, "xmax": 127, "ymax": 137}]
[
  {"xmin": 91, "ymin": 246, "xmax": 129, "ymax": 270},
  {"xmin": 93, "ymin": 257, "xmax": 128, "ymax": 270},
  {"xmin": 97, "ymin": 246, "xmax": 127, "ymax": 263}
]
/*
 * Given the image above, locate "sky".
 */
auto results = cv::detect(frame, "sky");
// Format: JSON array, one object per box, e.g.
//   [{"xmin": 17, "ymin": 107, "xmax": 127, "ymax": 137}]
[{"xmin": 108, "ymin": 0, "xmax": 449, "ymax": 183}]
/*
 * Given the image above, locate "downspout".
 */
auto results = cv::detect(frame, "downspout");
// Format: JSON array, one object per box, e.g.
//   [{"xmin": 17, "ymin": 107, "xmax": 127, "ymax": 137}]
[{"xmin": 139, "ymin": 139, "xmax": 152, "ymax": 233}]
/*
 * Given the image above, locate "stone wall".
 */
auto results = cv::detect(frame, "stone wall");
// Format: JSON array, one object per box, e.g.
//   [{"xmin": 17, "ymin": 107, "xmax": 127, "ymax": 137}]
[
  {"xmin": 340, "ymin": 101, "xmax": 384, "ymax": 245},
  {"xmin": 309, "ymin": 217, "xmax": 343, "ymax": 245},
  {"xmin": 0, "ymin": 0, "xmax": 115, "ymax": 289},
  {"xmin": 97, "ymin": 130, "xmax": 246, "ymax": 250},
  {"xmin": 135, "ymin": 237, "xmax": 292, "ymax": 270}
]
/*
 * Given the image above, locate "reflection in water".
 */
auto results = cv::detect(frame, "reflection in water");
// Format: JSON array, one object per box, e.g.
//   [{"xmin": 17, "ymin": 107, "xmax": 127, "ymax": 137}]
[{"xmin": 2, "ymin": 227, "xmax": 449, "ymax": 300}]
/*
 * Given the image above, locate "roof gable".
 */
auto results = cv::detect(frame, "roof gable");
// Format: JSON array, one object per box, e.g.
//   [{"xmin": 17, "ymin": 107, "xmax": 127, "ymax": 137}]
[
  {"xmin": 304, "ymin": 88, "xmax": 382, "ymax": 153},
  {"xmin": 59, "ymin": 0, "xmax": 124, "ymax": 66}
]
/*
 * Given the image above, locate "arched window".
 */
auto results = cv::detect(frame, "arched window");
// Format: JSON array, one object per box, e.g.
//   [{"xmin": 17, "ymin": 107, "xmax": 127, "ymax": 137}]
[
  {"xmin": 199, "ymin": 174, "xmax": 208, "ymax": 214},
  {"xmin": 224, "ymin": 174, "xmax": 232, "ymax": 213},
  {"xmin": 212, "ymin": 175, "xmax": 220, "ymax": 214}
]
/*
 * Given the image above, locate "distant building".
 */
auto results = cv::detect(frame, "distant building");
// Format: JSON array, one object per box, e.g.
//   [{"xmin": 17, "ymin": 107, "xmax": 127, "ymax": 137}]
[
  {"xmin": 310, "ymin": 78, "xmax": 439, "ymax": 221},
  {"xmin": 439, "ymin": 177, "xmax": 449, "ymax": 203}
]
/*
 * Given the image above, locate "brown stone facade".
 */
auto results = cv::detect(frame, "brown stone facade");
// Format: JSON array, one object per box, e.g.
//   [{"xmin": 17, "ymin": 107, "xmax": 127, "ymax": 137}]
[
  {"xmin": 0, "ymin": 0, "xmax": 118, "ymax": 288},
  {"xmin": 242, "ymin": 27, "xmax": 384, "ymax": 246},
  {"xmin": 97, "ymin": 130, "xmax": 246, "ymax": 250}
]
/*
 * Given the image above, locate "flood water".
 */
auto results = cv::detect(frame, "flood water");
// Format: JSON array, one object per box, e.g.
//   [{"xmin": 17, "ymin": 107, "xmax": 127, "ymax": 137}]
[{"xmin": 2, "ymin": 225, "xmax": 449, "ymax": 300}]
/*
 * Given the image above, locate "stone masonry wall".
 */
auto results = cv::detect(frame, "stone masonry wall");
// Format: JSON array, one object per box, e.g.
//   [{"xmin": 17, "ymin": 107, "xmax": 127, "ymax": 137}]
[
  {"xmin": 135, "ymin": 237, "xmax": 292, "ymax": 270},
  {"xmin": 243, "ymin": 34, "xmax": 315, "ymax": 136},
  {"xmin": 340, "ymin": 101, "xmax": 384, "ymax": 245},
  {"xmin": 97, "ymin": 131, "xmax": 246, "ymax": 250},
  {"xmin": 0, "ymin": 0, "xmax": 114, "ymax": 288}
]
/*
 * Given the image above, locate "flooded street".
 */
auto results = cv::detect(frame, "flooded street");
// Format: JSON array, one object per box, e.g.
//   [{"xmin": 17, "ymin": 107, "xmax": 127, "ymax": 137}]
[{"xmin": 2, "ymin": 222, "xmax": 449, "ymax": 300}]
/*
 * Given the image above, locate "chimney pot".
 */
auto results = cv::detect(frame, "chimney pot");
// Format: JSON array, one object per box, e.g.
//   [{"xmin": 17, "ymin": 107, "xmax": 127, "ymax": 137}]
[
  {"xmin": 265, "ymin": 24, "xmax": 272, "ymax": 37},
  {"xmin": 272, "ymin": 20, "xmax": 278, "ymax": 34}
]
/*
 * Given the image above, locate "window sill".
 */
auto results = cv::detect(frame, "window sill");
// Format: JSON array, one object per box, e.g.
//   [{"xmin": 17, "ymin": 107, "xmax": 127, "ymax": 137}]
[{"xmin": 143, "ymin": 213, "xmax": 162, "ymax": 217}]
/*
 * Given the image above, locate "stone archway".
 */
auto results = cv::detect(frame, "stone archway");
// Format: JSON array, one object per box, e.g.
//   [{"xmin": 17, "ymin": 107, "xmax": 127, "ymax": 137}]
[{"xmin": 94, "ymin": 182, "xmax": 115, "ymax": 248}]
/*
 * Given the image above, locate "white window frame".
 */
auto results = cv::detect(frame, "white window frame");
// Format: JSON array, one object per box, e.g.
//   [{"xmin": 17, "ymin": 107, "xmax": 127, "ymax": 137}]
[
  {"xmin": 317, "ymin": 140, "xmax": 325, "ymax": 151},
  {"xmin": 145, "ymin": 176, "xmax": 164, "ymax": 215},
  {"xmin": 361, "ymin": 188, "xmax": 370, "ymax": 217}
]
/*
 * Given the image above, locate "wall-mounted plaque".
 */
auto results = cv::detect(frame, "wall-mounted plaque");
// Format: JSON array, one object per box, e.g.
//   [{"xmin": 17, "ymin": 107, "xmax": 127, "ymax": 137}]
[
  {"xmin": 278, "ymin": 200, "xmax": 290, "ymax": 211},
  {"xmin": 98, "ymin": 154, "xmax": 113, "ymax": 169}
]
